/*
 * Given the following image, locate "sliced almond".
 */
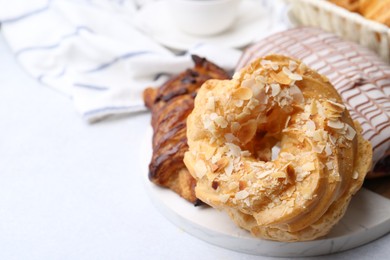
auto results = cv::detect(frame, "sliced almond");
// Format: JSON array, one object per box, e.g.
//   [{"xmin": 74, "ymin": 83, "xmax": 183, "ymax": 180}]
[
  {"xmin": 325, "ymin": 143, "xmax": 332, "ymax": 156},
  {"xmin": 214, "ymin": 116, "xmax": 228, "ymax": 128},
  {"xmin": 327, "ymin": 120, "xmax": 345, "ymax": 130},
  {"xmin": 226, "ymin": 143, "xmax": 242, "ymax": 158},
  {"xmin": 235, "ymin": 190, "xmax": 249, "ymax": 200},
  {"xmin": 241, "ymin": 78, "xmax": 255, "ymax": 88},
  {"xmin": 219, "ymin": 194, "xmax": 230, "ymax": 203},
  {"xmin": 233, "ymin": 87, "xmax": 253, "ymax": 100},
  {"xmin": 326, "ymin": 99, "xmax": 345, "ymax": 111},
  {"xmin": 204, "ymin": 145, "xmax": 216, "ymax": 160},
  {"xmin": 280, "ymin": 152, "xmax": 295, "ymax": 161},
  {"xmin": 326, "ymin": 161, "xmax": 334, "ymax": 170},
  {"xmin": 237, "ymin": 119, "xmax": 257, "ymax": 145},
  {"xmin": 224, "ymin": 160, "xmax": 234, "ymax": 176},
  {"xmin": 205, "ymin": 96, "xmax": 215, "ymax": 111},
  {"xmin": 289, "ymin": 60, "xmax": 298, "ymax": 71},
  {"xmin": 270, "ymin": 83, "xmax": 281, "ymax": 96},
  {"xmin": 302, "ymin": 162, "xmax": 316, "ymax": 171},
  {"xmin": 270, "ymin": 71, "xmax": 292, "ymax": 85},
  {"xmin": 272, "ymin": 171, "xmax": 287, "ymax": 178},
  {"xmin": 282, "ymin": 66, "xmax": 303, "ymax": 81},
  {"xmin": 213, "ymin": 157, "xmax": 229, "ymax": 172},
  {"xmin": 345, "ymin": 124, "xmax": 357, "ymax": 141},
  {"xmin": 306, "ymin": 120, "xmax": 316, "ymax": 132},
  {"xmin": 313, "ymin": 144, "xmax": 325, "ymax": 153},
  {"xmin": 231, "ymin": 122, "xmax": 241, "ymax": 133},
  {"xmin": 194, "ymin": 160, "xmax": 207, "ymax": 179},
  {"xmin": 224, "ymin": 133, "xmax": 237, "ymax": 142},
  {"xmin": 228, "ymin": 182, "xmax": 239, "ymax": 191},
  {"xmin": 297, "ymin": 62, "xmax": 307, "ymax": 74},
  {"xmin": 289, "ymin": 84, "xmax": 304, "ymax": 104},
  {"xmin": 255, "ymin": 75, "xmax": 267, "ymax": 84}
]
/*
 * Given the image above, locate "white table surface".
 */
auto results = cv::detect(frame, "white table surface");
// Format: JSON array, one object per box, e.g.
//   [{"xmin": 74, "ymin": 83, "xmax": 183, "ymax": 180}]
[{"xmin": 0, "ymin": 32, "xmax": 389, "ymax": 260}]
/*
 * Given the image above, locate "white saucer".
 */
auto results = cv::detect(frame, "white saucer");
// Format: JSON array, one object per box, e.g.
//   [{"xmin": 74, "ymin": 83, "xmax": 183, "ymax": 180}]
[
  {"xmin": 142, "ymin": 129, "xmax": 390, "ymax": 257},
  {"xmin": 134, "ymin": 0, "xmax": 272, "ymax": 50}
]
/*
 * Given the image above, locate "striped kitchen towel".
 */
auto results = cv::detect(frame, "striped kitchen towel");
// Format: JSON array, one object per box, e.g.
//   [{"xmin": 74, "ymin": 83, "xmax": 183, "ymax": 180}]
[
  {"xmin": 0, "ymin": 0, "xmax": 290, "ymax": 122},
  {"xmin": 0, "ymin": 0, "xmax": 246, "ymax": 122}
]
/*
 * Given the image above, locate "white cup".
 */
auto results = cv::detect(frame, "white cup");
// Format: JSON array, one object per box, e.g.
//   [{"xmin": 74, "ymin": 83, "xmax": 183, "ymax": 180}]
[{"xmin": 167, "ymin": 0, "xmax": 242, "ymax": 36}]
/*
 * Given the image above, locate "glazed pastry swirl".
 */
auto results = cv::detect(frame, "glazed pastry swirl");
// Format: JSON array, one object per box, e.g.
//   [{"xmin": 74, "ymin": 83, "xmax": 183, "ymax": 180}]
[{"xmin": 184, "ymin": 55, "xmax": 372, "ymax": 241}]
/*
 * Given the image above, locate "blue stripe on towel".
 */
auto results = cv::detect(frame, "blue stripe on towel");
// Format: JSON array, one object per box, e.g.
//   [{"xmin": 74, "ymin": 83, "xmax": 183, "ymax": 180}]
[
  {"xmin": 84, "ymin": 50, "xmax": 154, "ymax": 73},
  {"xmin": 37, "ymin": 66, "xmax": 67, "ymax": 82},
  {"xmin": 154, "ymin": 72, "xmax": 172, "ymax": 81},
  {"xmin": 74, "ymin": 83, "xmax": 109, "ymax": 91},
  {"xmin": 83, "ymin": 104, "xmax": 147, "ymax": 118},
  {"xmin": 1, "ymin": 0, "xmax": 53, "ymax": 24},
  {"xmin": 15, "ymin": 26, "xmax": 93, "ymax": 57}
]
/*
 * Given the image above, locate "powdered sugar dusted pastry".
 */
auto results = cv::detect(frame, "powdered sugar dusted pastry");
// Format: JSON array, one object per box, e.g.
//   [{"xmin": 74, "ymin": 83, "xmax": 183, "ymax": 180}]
[{"xmin": 184, "ymin": 55, "xmax": 372, "ymax": 241}]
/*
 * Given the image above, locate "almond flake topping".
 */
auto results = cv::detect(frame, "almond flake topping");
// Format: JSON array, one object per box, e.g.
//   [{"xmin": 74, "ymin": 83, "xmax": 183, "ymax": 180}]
[
  {"xmin": 257, "ymin": 170, "xmax": 273, "ymax": 179},
  {"xmin": 214, "ymin": 116, "xmax": 228, "ymax": 128},
  {"xmin": 224, "ymin": 160, "xmax": 234, "ymax": 176},
  {"xmin": 327, "ymin": 120, "xmax": 345, "ymax": 130},
  {"xmin": 206, "ymin": 96, "xmax": 215, "ymax": 111},
  {"xmin": 209, "ymin": 113, "xmax": 218, "ymax": 120},
  {"xmin": 313, "ymin": 144, "xmax": 325, "ymax": 153},
  {"xmin": 270, "ymin": 71, "xmax": 292, "ymax": 85},
  {"xmin": 235, "ymin": 99, "xmax": 244, "ymax": 107},
  {"xmin": 327, "ymin": 99, "xmax": 345, "ymax": 110},
  {"xmin": 282, "ymin": 66, "xmax": 303, "ymax": 81},
  {"xmin": 285, "ymin": 116, "xmax": 291, "ymax": 128},
  {"xmin": 235, "ymin": 190, "xmax": 249, "ymax": 200},
  {"xmin": 211, "ymin": 153, "xmax": 221, "ymax": 164},
  {"xmin": 289, "ymin": 60, "xmax": 298, "ymax": 71},
  {"xmin": 261, "ymin": 59, "xmax": 279, "ymax": 70},
  {"xmin": 241, "ymin": 150, "xmax": 251, "ymax": 157},
  {"xmin": 228, "ymin": 182, "xmax": 239, "ymax": 191},
  {"xmin": 241, "ymin": 78, "xmax": 255, "ymax": 88},
  {"xmin": 289, "ymin": 84, "xmax": 304, "ymax": 104},
  {"xmin": 326, "ymin": 161, "xmax": 334, "ymax": 170},
  {"xmin": 226, "ymin": 143, "xmax": 241, "ymax": 157},
  {"xmin": 271, "ymin": 83, "xmax": 281, "ymax": 96},
  {"xmin": 352, "ymin": 171, "xmax": 359, "ymax": 179},
  {"xmin": 306, "ymin": 120, "xmax": 316, "ymax": 132},
  {"xmin": 302, "ymin": 162, "xmax": 316, "ymax": 171},
  {"xmin": 231, "ymin": 122, "xmax": 241, "ymax": 132},
  {"xmin": 255, "ymin": 75, "xmax": 267, "ymax": 83},
  {"xmin": 219, "ymin": 194, "xmax": 230, "ymax": 203},
  {"xmin": 194, "ymin": 160, "xmax": 207, "ymax": 178},
  {"xmin": 224, "ymin": 133, "xmax": 237, "ymax": 143},
  {"xmin": 280, "ymin": 152, "xmax": 295, "ymax": 161},
  {"xmin": 202, "ymin": 115, "xmax": 215, "ymax": 132},
  {"xmin": 325, "ymin": 143, "xmax": 333, "ymax": 156},
  {"xmin": 233, "ymin": 87, "xmax": 253, "ymax": 100},
  {"xmin": 345, "ymin": 124, "xmax": 357, "ymax": 141}
]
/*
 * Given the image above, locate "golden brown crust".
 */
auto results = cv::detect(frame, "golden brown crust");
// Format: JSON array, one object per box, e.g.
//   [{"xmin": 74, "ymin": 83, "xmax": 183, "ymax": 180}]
[
  {"xmin": 184, "ymin": 55, "xmax": 372, "ymax": 241},
  {"xmin": 330, "ymin": 0, "xmax": 390, "ymax": 27},
  {"xmin": 144, "ymin": 55, "xmax": 230, "ymax": 203},
  {"xmin": 329, "ymin": 0, "xmax": 359, "ymax": 12}
]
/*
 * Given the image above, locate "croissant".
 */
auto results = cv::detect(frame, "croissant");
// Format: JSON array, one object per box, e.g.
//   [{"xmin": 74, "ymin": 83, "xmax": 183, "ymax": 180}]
[{"xmin": 143, "ymin": 55, "xmax": 230, "ymax": 203}]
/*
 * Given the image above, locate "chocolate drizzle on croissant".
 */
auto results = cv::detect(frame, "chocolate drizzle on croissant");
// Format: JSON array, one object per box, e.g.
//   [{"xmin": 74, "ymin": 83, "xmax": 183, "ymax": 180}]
[{"xmin": 143, "ymin": 55, "xmax": 230, "ymax": 203}]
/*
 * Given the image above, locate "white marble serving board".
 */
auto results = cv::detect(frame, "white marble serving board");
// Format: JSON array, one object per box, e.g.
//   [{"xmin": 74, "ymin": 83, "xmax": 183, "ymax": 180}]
[{"xmin": 141, "ymin": 130, "xmax": 390, "ymax": 257}]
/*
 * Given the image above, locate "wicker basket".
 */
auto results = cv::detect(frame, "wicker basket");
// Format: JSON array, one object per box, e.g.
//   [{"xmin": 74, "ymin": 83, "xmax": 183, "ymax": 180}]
[{"xmin": 287, "ymin": 0, "xmax": 390, "ymax": 62}]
